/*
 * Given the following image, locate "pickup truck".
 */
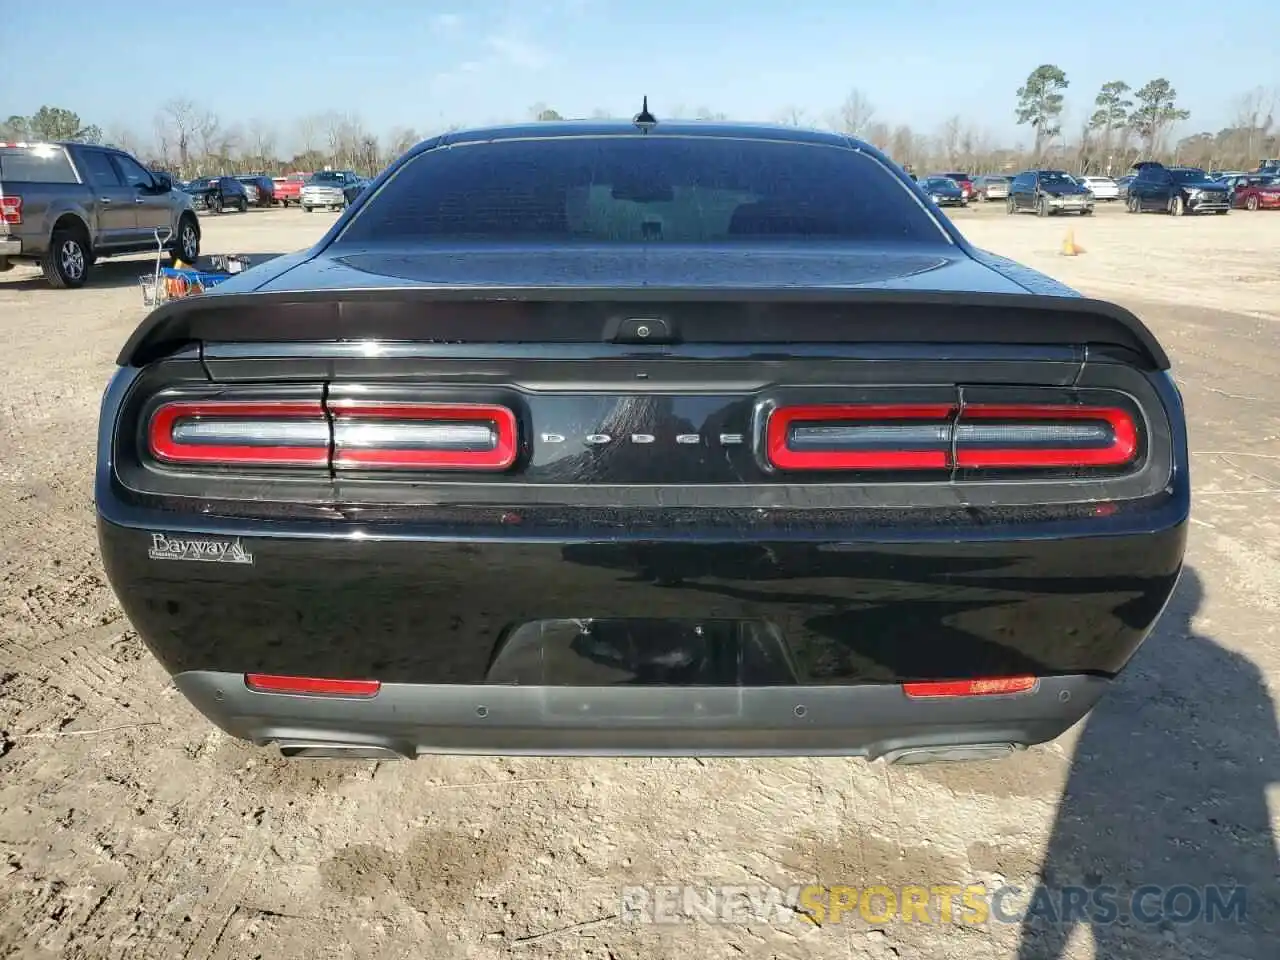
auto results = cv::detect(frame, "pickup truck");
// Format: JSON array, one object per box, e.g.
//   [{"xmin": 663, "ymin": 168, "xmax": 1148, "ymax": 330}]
[
  {"xmin": 271, "ymin": 173, "xmax": 307, "ymax": 207},
  {"xmin": 0, "ymin": 140, "xmax": 200, "ymax": 288}
]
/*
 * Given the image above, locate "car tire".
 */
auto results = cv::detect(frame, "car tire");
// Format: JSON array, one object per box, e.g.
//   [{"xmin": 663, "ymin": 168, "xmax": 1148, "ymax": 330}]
[
  {"xmin": 41, "ymin": 226, "xmax": 91, "ymax": 289},
  {"xmin": 210, "ymin": 195, "xmax": 223, "ymax": 215},
  {"xmin": 174, "ymin": 215, "xmax": 200, "ymax": 264},
  {"xmin": 1127, "ymin": 196, "xmax": 1139, "ymax": 213},
  {"xmin": 238, "ymin": 197, "xmax": 248, "ymax": 213},
  {"xmin": 1006, "ymin": 197, "xmax": 1016, "ymax": 215},
  {"xmin": 1169, "ymin": 195, "xmax": 1185, "ymax": 216},
  {"xmin": 1036, "ymin": 197, "xmax": 1049, "ymax": 217},
  {"xmin": 1246, "ymin": 196, "xmax": 1259, "ymax": 211}
]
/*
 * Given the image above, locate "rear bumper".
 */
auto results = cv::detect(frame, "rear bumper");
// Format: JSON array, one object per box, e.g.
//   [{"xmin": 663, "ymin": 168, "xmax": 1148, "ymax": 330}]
[
  {"xmin": 0, "ymin": 237, "xmax": 21, "ymax": 255},
  {"xmin": 175, "ymin": 669, "xmax": 1109, "ymax": 760}
]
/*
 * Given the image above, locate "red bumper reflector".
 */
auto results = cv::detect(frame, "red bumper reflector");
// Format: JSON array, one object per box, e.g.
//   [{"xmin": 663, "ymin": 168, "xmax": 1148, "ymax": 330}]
[
  {"xmin": 903, "ymin": 676, "xmax": 1039, "ymax": 699},
  {"xmin": 329, "ymin": 400, "xmax": 519, "ymax": 471},
  {"xmin": 245, "ymin": 674, "xmax": 381, "ymax": 697},
  {"xmin": 148, "ymin": 400, "xmax": 329, "ymax": 466}
]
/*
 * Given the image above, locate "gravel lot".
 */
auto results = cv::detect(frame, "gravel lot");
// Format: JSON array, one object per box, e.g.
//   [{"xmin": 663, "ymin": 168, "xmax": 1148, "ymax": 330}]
[{"xmin": 2, "ymin": 203, "xmax": 1278, "ymax": 960}]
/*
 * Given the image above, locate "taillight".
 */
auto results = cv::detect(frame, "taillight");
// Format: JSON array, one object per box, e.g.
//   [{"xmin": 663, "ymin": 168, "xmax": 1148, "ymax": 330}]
[
  {"xmin": 245, "ymin": 674, "xmax": 381, "ymax": 697},
  {"xmin": 765, "ymin": 404, "xmax": 956, "ymax": 470},
  {"xmin": 330, "ymin": 400, "xmax": 518, "ymax": 471},
  {"xmin": 954, "ymin": 404, "xmax": 1137, "ymax": 469},
  {"xmin": 765, "ymin": 402, "xmax": 1139, "ymax": 473},
  {"xmin": 0, "ymin": 195, "xmax": 22, "ymax": 225},
  {"xmin": 148, "ymin": 400, "xmax": 329, "ymax": 466},
  {"xmin": 903, "ymin": 676, "xmax": 1038, "ymax": 698}
]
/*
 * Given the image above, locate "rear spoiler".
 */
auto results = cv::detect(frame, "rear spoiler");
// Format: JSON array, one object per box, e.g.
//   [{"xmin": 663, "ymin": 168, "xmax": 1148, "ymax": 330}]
[{"xmin": 117, "ymin": 287, "xmax": 1170, "ymax": 371}]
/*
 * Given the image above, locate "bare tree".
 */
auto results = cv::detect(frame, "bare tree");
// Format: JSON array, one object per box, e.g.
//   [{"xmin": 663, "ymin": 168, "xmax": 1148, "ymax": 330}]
[
  {"xmin": 105, "ymin": 125, "xmax": 144, "ymax": 156},
  {"xmin": 246, "ymin": 118, "xmax": 278, "ymax": 168},
  {"xmin": 938, "ymin": 115, "xmax": 963, "ymax": 167},
  {"xmin": 385, "ymin": 126, "xmax": 419, "ymax": 160},
  {"xmin": 158, "ymin": 98, "xmax": 200, "ymax": 173},
  {"xmin": 774, "ymin": 105, "xmax": 807, "ymax": 127},
  {"xmin": 194, "ymin": 109, "xmax": 222, "ymax": 170},
  {"xmin": 833, "ymin": 88, "xmax": 875, "ymax": 139},
  {"xmin": 1231, "ymin": 87, "xmax": 1276, "ymax": 168}
]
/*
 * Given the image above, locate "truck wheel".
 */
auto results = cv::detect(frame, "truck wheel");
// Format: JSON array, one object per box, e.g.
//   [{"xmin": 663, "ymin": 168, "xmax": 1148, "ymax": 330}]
[
  {"xmin": 1169, "ymin": 195, "xmax": 1185, "ymax": 216},
  {"xmin": 1036, "ymin": 197, "xmax": 1049, "ymax": 217},
  {"xmin": 238, "ymin": 197, "xmax": 249, "ymax": 212},
  {"xmin": 210, "ymin": 195, "xmax": 223, "ymax": 215},
  {"xmin": 175, "ymin": 215, "xmax": 200, "ymax": 263},
  {"xmin": 41, "ymin": 227, "xmax": 91, "ymax": 289},
  {"xmin": 1006, "ymin": 197, "xmax": 1015, "ymax": 214},
  {"xmin": 1246, "ymin": 195, "xmax": 1259, "ymax": 211}
]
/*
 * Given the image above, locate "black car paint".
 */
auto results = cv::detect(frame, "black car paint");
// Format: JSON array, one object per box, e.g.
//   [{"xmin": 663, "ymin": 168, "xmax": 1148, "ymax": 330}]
[
  {"xmin": 1127, "ymin": 164, "xmax": 1230, "ymax": 214},
  {"xmin": 183, "ymin": 176, "xmax": 249, "ymax": 212},
  {"xmin": 95, "ymin": 122, "xmax": 1189, "ymax": 756},
  {"xmin": 1007, "ymin": 171, "xmax": 1093, "ymax": 215}
]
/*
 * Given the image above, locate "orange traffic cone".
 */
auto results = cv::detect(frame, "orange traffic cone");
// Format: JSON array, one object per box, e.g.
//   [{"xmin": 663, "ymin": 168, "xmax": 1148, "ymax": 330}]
[{"xmin": 1060, "ymin": 230, "xmax": 1084, "ymax": 256}]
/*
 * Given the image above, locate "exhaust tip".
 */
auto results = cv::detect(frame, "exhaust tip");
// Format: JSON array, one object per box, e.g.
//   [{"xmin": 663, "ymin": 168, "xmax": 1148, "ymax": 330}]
[
  {"xmin": 276, "ymin": 742, "xmax": 407, "ymax": 760},
  {"xmin": 883, "ymin": 743, "xmax": 1017, "ymax": 765}
]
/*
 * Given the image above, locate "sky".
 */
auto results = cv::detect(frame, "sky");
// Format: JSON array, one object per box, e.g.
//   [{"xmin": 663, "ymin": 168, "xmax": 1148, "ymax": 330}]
[{"xmin": 5, "ymin": 0, "xmax": 1278, "ymax": 153}]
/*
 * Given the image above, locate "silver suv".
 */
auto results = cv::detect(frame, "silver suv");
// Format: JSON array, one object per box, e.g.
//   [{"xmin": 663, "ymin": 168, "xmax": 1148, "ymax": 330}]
[{"xmin": 0, "ymin": 141, "xmax": 200, "ymax": 288}]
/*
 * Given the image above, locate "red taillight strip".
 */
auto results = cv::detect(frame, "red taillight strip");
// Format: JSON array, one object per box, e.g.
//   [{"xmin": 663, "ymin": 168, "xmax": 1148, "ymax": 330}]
[
  {"xmin": 245, "ymin": 674, "xmax": 381, "ymax": 697},
  {"xmin": 903, "ymin": 676, "xmax": 1038, "ymax": 698},
  {"xmin": 330, "ymin": 401, "xmax": 518, "ymax": 471},
  {"xmin": 148, "ymin": 400, "xmax": 329, "ymax": 466},
  {"xmin": 955, "ymin": 404, "xmax": 1137, "ymax": 468},
  {"xmin": 766, "ymin": 404, "xmax": 955, "ymax": 470}
]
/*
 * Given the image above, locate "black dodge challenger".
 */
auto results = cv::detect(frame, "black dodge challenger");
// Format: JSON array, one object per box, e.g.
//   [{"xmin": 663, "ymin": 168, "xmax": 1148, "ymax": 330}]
[{"xmin": 96, "ymin": 119, "xmax": 1189, "ymax": 762}]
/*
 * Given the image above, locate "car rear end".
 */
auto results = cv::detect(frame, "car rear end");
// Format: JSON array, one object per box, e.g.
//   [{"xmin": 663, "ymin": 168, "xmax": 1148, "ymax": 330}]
[
  {"xmin": 0, "ymin": 142, "xmax": 82, "ymax": 270},
  {"xmin": 980, "ymin": 177, "xmax": 1009, "ymax": 201},
  {"xmin": 943, "ymin": 173, "xmax": 974, "ymax": 200},
  {"xmin": 1084, "ymin": 177, "xmax": 1119, "ymax": 200},
  {"xmin": 96, "ymin": 128, "xmax": 1188, "ymax": 761}
]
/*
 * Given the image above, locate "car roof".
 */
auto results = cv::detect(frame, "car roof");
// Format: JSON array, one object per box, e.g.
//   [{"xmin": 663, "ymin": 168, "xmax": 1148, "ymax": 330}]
[{"xmin": 436, "ymin": 119, "xmax": 857, "ymax": 150}]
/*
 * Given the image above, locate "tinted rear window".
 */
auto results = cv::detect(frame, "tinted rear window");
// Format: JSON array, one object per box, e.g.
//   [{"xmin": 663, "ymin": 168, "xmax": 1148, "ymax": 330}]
[
  {"xmin": 337, "ymin": 136, "xmax": 944, "ymax": 245},
  {"xmin": 0, "ymin": 146, "xmax": 78, "ymax": 184}
]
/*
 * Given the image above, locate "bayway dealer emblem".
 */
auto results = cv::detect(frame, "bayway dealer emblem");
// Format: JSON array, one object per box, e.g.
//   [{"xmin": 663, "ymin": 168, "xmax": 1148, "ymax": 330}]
[{"xmin": 148, "ymin": 533, "xmax": 254, "ymax": 565}]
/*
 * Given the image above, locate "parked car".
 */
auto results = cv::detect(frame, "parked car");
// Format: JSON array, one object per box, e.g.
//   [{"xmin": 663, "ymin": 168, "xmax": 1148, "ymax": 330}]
[
  {"xmin": 937, "ymin": 172, "xmax": 974, "ymax": 200},
  {"xmin": 0, "ymin": 140, "xmax": 200, "ymax": 288},
  {"xmin": 1115, "ymin": 175, "xmax": 1135, "ymax": 200},
  {"xmin": 918, "ymin": 176, "xmax": 966, "ymax": 207},
  {"xmin": 1006, "ymin": 169, "xmax": 1094, "ymax": 216},
  {"xmin": 272, "ymin": 173, "xmax": 307, "ymax": 207},
  {"xmin": 1125, "ymin": 162, "xmax": 1229, "ymax": 216},
  {"xmin": 183, "ymin": 176, "xmax": 250, "ymax": 214},
  {"xmin": 96, "ymin": 120, "xmax": 1187, "ymax": 762},
  {"xmin": 1078, "ymin": 176, "xmax": 1119, "ymax": 201},
  {"xmin": 301, "ymin": 170, "xmax": 364, "ymax": 211},
  {"xmin": 235, "ymin": 174, "xmax": 276, "ymax": 207},
  {"xmin": 1231, "ymin": 174, "xmax": 1280, "ymax": 211},
  {"xmin": 971, "ymin": 175, "xmax": 1009, "ymax": 201}
]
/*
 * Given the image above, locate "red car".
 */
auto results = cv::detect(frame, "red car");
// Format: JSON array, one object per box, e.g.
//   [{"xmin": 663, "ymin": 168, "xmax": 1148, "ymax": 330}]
[
  {"xmin": 939, "ymin": 172, "xmax": 974, "ymax": 200},
  {"xmin": 271, "ymin": 173, "xmax": 309, "ymax": 208},
  {"xmin": 1233, "ymin": 175, "xmax": 1280, "ymax": 211}
]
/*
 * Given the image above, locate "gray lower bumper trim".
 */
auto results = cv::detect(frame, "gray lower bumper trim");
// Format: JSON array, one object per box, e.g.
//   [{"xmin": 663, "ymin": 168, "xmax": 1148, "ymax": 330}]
[{"xmin": 174, "ymin": 671, "xmax": 1109, "ymax": 759}]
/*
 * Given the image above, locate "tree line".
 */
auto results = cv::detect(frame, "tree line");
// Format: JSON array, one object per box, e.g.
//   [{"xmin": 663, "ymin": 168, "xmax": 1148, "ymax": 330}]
[{"xmin": 3, "ymin": 69, "xmax": 1276, "ymax": 180}]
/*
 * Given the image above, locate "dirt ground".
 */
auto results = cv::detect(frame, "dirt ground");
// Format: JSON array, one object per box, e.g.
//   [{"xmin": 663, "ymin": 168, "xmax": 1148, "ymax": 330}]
[{"xmin": 2, "ymin": 202, "xmax": 1278, "ymax": 960}]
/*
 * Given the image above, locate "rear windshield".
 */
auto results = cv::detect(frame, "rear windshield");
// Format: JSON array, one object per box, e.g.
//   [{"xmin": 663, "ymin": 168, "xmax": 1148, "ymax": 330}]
[
  {"xmin": 0, "ymin": 146, "xmax": 78, "ymax": 184},
  {"xmin": 337, "ymin": 136, "xmax": 945, "ymax": 245}
]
